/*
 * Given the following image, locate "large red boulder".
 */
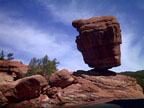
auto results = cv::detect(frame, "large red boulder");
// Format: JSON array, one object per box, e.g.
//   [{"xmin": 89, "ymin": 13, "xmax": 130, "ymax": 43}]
[
  {"xmin": 72, "ymin": 16, "xmax": 122, "ymax": 69},
  {"xmin": 0, "ymin": 75, "xmax": 48, "ymax": 104}
]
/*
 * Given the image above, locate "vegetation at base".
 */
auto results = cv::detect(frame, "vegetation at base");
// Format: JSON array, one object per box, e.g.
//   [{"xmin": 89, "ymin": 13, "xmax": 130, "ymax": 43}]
[
  {"xmin": 119, "ymin": 70, "xmax": 144, "ymax": 92},
  {"xmin": 0, "ymin": 50, "xmax": 14, "ymax": 60},
  {"xmin": 23, "ymin": 55, "xmax": 59, "ymax": 81}
]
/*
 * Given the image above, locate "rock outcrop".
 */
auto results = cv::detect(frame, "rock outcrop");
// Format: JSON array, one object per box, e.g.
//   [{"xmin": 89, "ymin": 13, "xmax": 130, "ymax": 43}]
[
  {"xmin": 0, "ymin": 60, "xmax": 28, "ymax": 79},
  {"xmin": 6, "ymin": 94, "xmax": 50, "ymax": 108},
  {"xmin": 47, "ymin": 70, "xmax": 144, "ymax": 107},
  {"xmin": 0, "ymin": 69, "xmax": 144, "ymax": 107},
  {"xmin": 0, "ymin": 75, "xmax": 48, "ymax": 106},
  {"xmin": 72, "ymin": 16, "xmax": 122, "ymax": 69}
]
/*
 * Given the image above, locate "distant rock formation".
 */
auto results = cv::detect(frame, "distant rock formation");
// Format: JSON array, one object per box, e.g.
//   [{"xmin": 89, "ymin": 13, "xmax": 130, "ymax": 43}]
[
  {"xmin": 0, "ymin": 60, "xmax": 28, "ymax": 80},
  {"xmin": 72, "ymin": 16, "xmax": 122, "ymax": 69}
]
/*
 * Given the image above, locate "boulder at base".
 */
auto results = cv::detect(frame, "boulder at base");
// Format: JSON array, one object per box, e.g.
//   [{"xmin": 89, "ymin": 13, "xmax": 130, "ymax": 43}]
[
  {"xmin": 47, "ymin": 69, "xmax": 144, "ymax": 106},
  {"xmin": 0, "ymin": 75, "xmax": 48, "ymax": 106}
]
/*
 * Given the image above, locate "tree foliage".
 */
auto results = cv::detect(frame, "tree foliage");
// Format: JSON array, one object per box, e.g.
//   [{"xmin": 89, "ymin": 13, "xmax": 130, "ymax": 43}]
[
  {"xmin": 0, "ymin": 50, "xmax": 14, "ymax": 60},
  {"xmin": 24, "ymin": 55, "xmax": 59, "ymax": 81},
  {"xmin": 7, "ymin": 53, "xmax": 14, "ymax": 60},
  {"xmin": 0, "ymin": 50, "xmax": 5, "ymax": 60}
]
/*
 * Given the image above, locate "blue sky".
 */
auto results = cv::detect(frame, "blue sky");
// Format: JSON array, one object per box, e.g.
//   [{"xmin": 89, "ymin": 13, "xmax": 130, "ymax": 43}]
[{"xmin": 0, "ymin": 0, "xmax": 144, "ymax": 72}]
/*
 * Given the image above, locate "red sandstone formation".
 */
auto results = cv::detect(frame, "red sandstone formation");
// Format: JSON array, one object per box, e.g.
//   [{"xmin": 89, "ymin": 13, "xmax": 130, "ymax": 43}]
[
  {"xmin": 0, "ymin": 16, "xmax": 143, "ymax": 108},
  {"xmin": 0, "ymin": 69, "xmax": 144, "ymax": 107},
  {"xmin": 0, "ymin": 60, "xmax": 28, "ymax": 73},
  {"xmin": 0, "ymin": 75, "xmax": 48, "ymax": 106},
  {"xmin": 46, "ymin": 70, "xmax": 144, "ymax": 106},
  {"xmin": 0, "ymin": 60, "xmax": 28, "ymax": 79},
  {"xmin": 72, "ymin": 16, "xmax": 122, "ymax": 69},
  {"xmin": 49, "ymin": 69, "xmax": 74, "ymax": 88},
  {"xmin": 6, "ymin": 94, "xmax": 50, "ymax": 108}
]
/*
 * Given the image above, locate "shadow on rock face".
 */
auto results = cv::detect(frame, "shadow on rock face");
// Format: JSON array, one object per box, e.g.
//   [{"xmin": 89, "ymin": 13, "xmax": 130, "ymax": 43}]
[{"xmin": 73, "ymin": 69, "xmax": 117, "ymax": 77}]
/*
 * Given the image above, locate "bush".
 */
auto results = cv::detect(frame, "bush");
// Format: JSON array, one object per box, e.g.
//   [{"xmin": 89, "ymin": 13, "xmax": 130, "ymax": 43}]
[{"xmin": 24, "ymin": 55, "xmax": 59, "ymax": 81}]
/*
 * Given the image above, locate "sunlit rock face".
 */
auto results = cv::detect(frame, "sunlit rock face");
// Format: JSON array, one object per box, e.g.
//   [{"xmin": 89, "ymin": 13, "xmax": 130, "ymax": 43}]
[{"xmin": 72, "ymin": 16, "xmax": 122, "ymax": 69}]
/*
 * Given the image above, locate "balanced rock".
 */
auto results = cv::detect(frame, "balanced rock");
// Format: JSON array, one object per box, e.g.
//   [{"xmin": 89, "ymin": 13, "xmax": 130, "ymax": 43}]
[{"xmin": 72, "ymin": 16, "xmax": 122, "ymax": 69}]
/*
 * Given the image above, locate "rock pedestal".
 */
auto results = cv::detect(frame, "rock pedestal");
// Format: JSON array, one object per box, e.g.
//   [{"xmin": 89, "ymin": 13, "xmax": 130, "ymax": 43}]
[{"xmin": 72, "ymin": 16, "xmax": 122, "ymax": 69}]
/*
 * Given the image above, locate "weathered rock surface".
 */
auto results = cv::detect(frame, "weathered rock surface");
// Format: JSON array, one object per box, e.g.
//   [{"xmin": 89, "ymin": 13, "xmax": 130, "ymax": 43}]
[
  {"xmin": 6, "ymin": 94, "xmax": 50, "ymax": 108},
  {"xmin": 47, "ymin": 70, "xmax": 144, "ymax": 106},
  {"xmin": 0, "ymin": 75, "xmax": 48, "ymax": 106},
  {"xmin": 72, "ymin": 16, "xmax": 122, "ymax": 69},
  {"xmin": 49, "ymin": 69, "xmax": 74, "ymax": 88},
  {"xmin": 0, "ymin": 60, "xmax": 28, "ymax": 79},
  {"xmin": 0, "ymin": 69, "xmax": 144, "ymax": 107},
  {"xmin": 0, "ymin": 72, "xmax": 14, "ymax": 82},
  {"xmin": 0, "ymin": 60, "xmax": 28, "ymax": 73}
]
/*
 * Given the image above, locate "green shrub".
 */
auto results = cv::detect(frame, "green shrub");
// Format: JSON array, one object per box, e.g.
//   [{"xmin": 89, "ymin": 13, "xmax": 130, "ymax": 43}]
[{"xmin": 23, "ymin": 55, "xmax": 59, "ymax": 81}]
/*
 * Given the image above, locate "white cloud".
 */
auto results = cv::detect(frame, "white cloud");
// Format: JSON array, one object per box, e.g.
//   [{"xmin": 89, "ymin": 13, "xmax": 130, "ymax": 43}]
[
  {"xmin": 112, "ymin": 30, "xmax": 144, "ymax": 72},
  {"xmin": 39, "ymin": 0, "xmax": 95, "ymax": 24},
  {"xmin": 40, "ymin": 0, "xmax": 144, "ymax": 72},
  {"xmin": 0, "ymin": 10, "xmax": 90, "ymax": 71},
  {"xmin": 1, "ymin": 0, "xmax": 144, "ymax": 72}
]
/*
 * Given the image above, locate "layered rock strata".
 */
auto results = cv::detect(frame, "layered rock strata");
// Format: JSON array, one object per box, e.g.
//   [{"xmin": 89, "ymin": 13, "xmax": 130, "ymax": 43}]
[
  {"xmin": 72, "ymin": 16, "xmax": 122, "ymax": 69},
  {"xmin": 46, "ymin": 70, "xmax": 144, "ymax": 107},
  {"xmin": 0, "ymin": 60, "xmax": 28, "ymax": 79}
]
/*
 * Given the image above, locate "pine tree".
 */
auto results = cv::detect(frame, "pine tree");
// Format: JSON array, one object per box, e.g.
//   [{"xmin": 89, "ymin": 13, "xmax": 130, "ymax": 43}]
[
  {"xmin": 0, "ymin": 50, "xmax": 5, "ymax": 60},
  {"xmin": 7, "ymin": 53, "xmax": 14, "ymax": 60}
]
